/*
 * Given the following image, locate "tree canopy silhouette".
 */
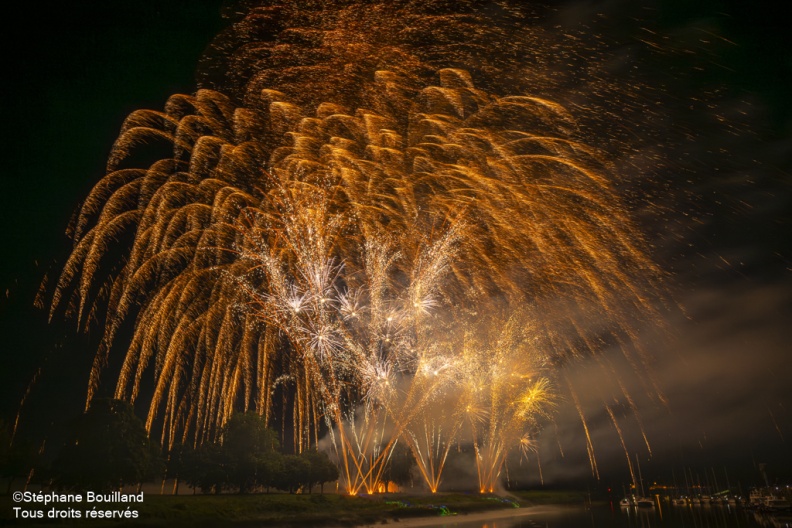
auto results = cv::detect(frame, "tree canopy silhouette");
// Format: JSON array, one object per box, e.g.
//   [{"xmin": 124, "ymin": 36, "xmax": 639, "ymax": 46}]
[{"xmin": 51, "ymin": 399, "xmax": 162, "ymax": 491}]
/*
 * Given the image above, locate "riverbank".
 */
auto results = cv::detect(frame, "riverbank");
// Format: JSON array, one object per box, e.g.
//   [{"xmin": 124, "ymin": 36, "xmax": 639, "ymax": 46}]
[{"xmin": 1, "ymin": 490, "xmax": 588, "ymax": 527}]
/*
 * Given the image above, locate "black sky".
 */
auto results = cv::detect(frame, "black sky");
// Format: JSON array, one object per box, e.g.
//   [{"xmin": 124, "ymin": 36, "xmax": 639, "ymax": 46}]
[
  {"xmin": 0, "ymin": 0, "xmax": 790, "ymax": 490},
  {"xmin": 0, "ymin": 0, "xmax": 227, "ymax": 453}
]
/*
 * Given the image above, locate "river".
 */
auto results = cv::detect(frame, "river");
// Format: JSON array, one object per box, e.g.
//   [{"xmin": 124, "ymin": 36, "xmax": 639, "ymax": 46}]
[{"xmin": 422, "ymin": 504, "xmax": 791, "ymax": 528}]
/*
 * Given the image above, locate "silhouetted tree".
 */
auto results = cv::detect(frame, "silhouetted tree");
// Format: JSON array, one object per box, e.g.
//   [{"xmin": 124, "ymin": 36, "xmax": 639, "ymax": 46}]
[
  {"xmin": 1, "ymin": 420, "xmax": 45, "ymax": 494},
  {"xmin": 223, "ymin": 412, "xmax": 280, "ymax": 493},
  {"xmin": 50, "ymin": 399, "xmax": 161, "ymax": 491},
  {"xmin": 158, "ymin": 415, "xmax": 339, "ymax": 495},
  {"xmin": 301, "ymin": 449, "xmax": 339, "ymax": 493},
  {"xmin": 257, "ymin": 446, "xmax": 283, "ymax": 493},
  {"xmin": 164, "ymin": 443, "xmax": 188, "ymax": 495},
  {"xmin": 274, "ymin": 454, "xmax": 310, "ymax": 493},
  {"xmin": 182, "ymin": 442, "xmax": 228, "ymax": 494}
]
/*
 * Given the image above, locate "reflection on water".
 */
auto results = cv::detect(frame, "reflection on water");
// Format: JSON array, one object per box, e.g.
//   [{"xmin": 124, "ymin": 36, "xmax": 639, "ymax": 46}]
[{"xmin": 437, "ymin": 504, "xmax": 792, "ymax": 528}]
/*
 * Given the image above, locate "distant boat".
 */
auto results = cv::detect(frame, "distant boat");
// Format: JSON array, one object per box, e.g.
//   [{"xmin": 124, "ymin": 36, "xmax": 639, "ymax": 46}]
[
  {"xmin": 636, "ymin": 497, "xmax": 654, "ymax": 508},
  {"xmin": 749, "ymin": 489, "xmax": 769, "ymax": 508},
  {"xmin": 746, "ymin": 488, "xmax": 791, "ymax": 511},
  {"xmin": 620, "ymin": 498, "xmax": 632, "ymax": 507},
  {"xmin": 632, "ymin": 454, "xmax": 653, "ymax": 509},
  {"xmin": 749, "ymin": 489, "xmax": 763, "ymax": 507},
  {"xmin": 764, "ymin": 496, "xmax": 791, "ymax": 511}
]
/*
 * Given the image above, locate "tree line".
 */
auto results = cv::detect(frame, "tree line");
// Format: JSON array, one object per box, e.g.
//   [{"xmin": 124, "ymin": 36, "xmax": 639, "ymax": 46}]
[
  {"xmin": 167, "ymin": 412, "xmax": 339, "ymax": 494},
  {"xmin": 1, "ymin": 400, "xmax": 340, "ymax": 494}
]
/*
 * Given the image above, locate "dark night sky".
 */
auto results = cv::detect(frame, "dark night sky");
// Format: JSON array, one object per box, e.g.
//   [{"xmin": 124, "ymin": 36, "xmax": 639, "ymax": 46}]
[
  {"xmin": 0, "ymin": 0, "xmax": 227, "ymax": 463},
  {"xmin": 0, "ymin": 0, "xmax": 790, "ymax": 491}
]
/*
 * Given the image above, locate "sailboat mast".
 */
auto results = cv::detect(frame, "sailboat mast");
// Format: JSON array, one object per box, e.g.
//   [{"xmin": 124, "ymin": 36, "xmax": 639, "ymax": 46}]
[
  {"xmin": 724, "ymin": 466, "xmax": 732, "ymax": 494},
  {"xmin": 635, "ymin": 454, "xmax": 646, "ymax": 497}
]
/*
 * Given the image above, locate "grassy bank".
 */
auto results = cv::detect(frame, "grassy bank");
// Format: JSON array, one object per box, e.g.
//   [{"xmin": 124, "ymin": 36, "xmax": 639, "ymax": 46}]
[{"xmin": 1, "ymin": 491, "xmax": 540, "ymax": 527}]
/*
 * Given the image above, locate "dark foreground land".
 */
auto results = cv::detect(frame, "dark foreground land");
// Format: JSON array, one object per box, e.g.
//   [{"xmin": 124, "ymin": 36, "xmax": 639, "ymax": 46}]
[{"xmin": 0, "ymin": 490, "xmax": 587, "ymax": 527}]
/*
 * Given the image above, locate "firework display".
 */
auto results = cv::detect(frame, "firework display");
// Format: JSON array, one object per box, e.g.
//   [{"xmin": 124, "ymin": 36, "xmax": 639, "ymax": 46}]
[{"xmin": 50, "ymin": 0, "xmax": 666, "ymax": 493}]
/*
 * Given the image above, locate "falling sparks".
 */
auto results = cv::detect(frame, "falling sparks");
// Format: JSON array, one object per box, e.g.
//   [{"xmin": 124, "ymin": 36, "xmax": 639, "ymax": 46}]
[{"xmin": 49, "ymin": 0, "xmax": 669, "ymax": 493}]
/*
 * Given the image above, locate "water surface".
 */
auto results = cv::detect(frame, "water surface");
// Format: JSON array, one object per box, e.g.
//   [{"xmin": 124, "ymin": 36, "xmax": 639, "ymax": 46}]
[{"xmin": 434, "ymin": 504, "xmax": 792, "ymax": 528}]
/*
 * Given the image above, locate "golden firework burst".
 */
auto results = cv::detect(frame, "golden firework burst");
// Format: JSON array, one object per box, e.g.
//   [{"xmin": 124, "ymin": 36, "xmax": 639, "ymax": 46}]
[{"xmin": 50, "ymin": 0, "xmax": 668, "ymax": 493}]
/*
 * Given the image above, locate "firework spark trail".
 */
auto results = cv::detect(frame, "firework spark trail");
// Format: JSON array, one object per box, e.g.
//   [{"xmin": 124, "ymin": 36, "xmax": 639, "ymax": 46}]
[
  {"xmin": 605, "ymin": 404, "xmax": 638, "ymax": 490},
  {"xmin": 522, "ymin": 435, "xmax": 545, "ymax": 486},
  {"xmin": 48, "ymin": 0, "xmax": 670, "ymax": 492},
  {"xmin": 227, "ymin": 184, "xmax": 467, "ymax": 493},
  {"xmin": 566, "ymin": 374, "xmax": 600, "ymax": 480},
  {"xmin": 400, "ymin": 343, "xmax": 469, "ymax": 493},
  {"xmin": 449, "ymin": 316, "xmax": 557, "ymax": 493},
  {"xmin": 55, "ymin": 75, "xmax": 632, "ymax": 446}
]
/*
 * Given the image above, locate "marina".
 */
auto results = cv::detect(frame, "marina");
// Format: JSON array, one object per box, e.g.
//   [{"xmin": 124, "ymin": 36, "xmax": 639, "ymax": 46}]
[{"xmin": 423, "ymin": 502, "xmax": 792, "ymax": 528}]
